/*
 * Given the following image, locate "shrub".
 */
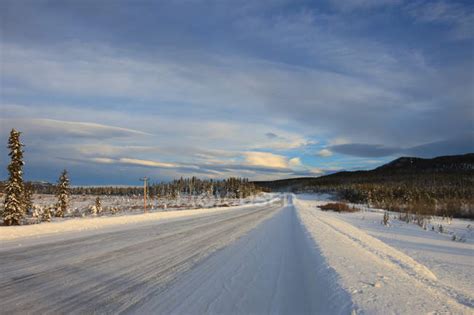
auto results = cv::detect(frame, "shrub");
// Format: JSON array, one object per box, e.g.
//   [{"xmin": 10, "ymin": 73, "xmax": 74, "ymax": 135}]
[
  {"xmin": 382, "ymin": 211, "xmax": 390, "ymax": 226},
  {"xmin": 41, "ymin": 206, "xmax": 52, "ymax": 222},
  {"xmin": 319, "ymin": 202, "xmax": 358, "ymax": 213}
]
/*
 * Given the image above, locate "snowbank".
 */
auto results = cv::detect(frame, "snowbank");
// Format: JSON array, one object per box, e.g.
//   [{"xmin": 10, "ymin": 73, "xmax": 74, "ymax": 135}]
[{"xmin": 294, "ymin": 195, "xmax": 473, "ymax": 314}]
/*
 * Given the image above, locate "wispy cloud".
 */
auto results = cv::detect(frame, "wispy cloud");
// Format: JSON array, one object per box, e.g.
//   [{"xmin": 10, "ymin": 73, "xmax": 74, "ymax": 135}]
[
  {"xmin": 317, "ymin": 149, "xmax": 333, "ymax": 157},
  {"xmin": 329, "ymin": 0, "xmax": 402, "ymax": 12},
  {"xmin": 118, "ymin": 158, "xmax": 178, "ymax": 169},
  {"xmin": 405, "ymin": 1, "xmax": 474, "ymax": 40},
  {"xmin": 329, "ymin": 133, "xmax": 474, "ymax": 158},
  {"xmin": 329, "ymin": 143, "xmax": 399, "ymax": 158},
  {"xmin": 0, "ymin": 118, "xmax": 150, "ymax": 139}
]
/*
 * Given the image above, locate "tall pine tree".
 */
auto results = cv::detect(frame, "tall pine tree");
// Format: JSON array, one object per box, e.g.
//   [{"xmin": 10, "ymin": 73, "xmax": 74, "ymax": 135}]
[
  {"xmin": 3, "ymin": 129, "xmax": 25, "ymax": 226},
  {"xmin": 56, "ymin": 169, "xmax": 70, "ymax": 217}
]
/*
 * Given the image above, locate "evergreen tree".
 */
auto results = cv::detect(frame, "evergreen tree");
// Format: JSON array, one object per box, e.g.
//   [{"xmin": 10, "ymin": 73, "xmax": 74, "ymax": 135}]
[
  {"xmin": 42, "ymin": 206, "xmax": 52, "ymax": 222},
  {"xmin": 56, "ymin": 169, "xmax": 70, "ymax": 217},
  {"xmin": 3, "ymin": 129, "xmax": 25, "ymax": 226},
  {"xmin": 95, "ymin": 196, "xmax": 102, "ymax": 215}
]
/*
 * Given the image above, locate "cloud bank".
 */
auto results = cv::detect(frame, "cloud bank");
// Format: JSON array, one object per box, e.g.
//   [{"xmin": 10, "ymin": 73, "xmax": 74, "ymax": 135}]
[{"xmin": 0, "ymin": 0, "xmax": 472, "ymax": 184}]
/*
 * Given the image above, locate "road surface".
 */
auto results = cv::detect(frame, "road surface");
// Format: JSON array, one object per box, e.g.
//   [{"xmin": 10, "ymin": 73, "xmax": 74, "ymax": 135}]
[
  {"xmin": 3, "ymin": 195, "xmax": 467, "ymax": 314},
  {"xmin": 0, "ymin": 196, "xmax": 352, "ymax": 314}
]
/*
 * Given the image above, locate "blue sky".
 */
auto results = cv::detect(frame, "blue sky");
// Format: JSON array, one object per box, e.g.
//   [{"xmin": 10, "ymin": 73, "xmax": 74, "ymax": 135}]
[{"xmin": 1, "ymin": 0, "xmax": 473, "ymax": 185}]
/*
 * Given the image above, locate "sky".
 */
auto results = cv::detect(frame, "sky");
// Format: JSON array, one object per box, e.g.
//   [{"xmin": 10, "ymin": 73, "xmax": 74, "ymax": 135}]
[{"xmin": 0, "ymin": 0, "xmax": 473, "ymax": 185}]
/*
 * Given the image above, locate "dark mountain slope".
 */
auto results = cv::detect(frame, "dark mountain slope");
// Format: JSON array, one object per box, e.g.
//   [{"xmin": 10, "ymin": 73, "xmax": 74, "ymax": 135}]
[
  {"xmin": 375, "ymin": 154, "xmax": 474, "ymax": 172},
  {"xmin": 254, "ymin": 153, "xmax": 474, "ymax": 191},
  {"xmin": 254, "ymin": 154, "xmax": 474, "ymax": 218}
]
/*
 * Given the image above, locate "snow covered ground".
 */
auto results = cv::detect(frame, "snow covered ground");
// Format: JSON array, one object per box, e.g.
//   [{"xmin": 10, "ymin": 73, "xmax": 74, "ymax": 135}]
[
  {"xmin": 11, "ymin": 193, "xmax": 272, "ymax": 225},
  {"xmin": 0, "ymin": 194, "xmax": 279, "ymax": 243},
  {"xmin": 1, "ymin": 193, "xmax": 472, "ymax": 314},
  {"xmin": 295, "ymin": 194, "xmax": 474, "ymax": 314},
  {"xmin": 31, "ymin": 193, "xmax": 270, "ymax": 213}
]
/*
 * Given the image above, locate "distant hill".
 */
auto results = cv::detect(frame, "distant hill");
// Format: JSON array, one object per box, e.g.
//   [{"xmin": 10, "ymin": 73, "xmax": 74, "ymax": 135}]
[
  {"xmin": 254, "ymin": 153, "xmax": 474, "ymax": 192},
  {"xmin": 375, "ymin": 154, "xmax": 474, "ymax": 172},
  {"xmin": 254, "ymin": 154, "xmax": 474, "ymax": 218}
]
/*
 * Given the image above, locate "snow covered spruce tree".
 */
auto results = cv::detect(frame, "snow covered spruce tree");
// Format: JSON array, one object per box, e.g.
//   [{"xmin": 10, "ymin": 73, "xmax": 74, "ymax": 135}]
[
  {"xmin": 95, "ymin": 196, "xmax": 102, "ymax": 215},
  {"xmin": 56, "ymin": 169, "xmax": 70, "ymax": 217},
  {"xmin": 3, "ymin": 129, "xmax": 25, "ymax": 226}
]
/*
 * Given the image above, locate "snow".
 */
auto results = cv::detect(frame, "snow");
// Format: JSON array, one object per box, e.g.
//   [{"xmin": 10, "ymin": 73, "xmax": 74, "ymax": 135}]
[
  {"xmin": 1, "ymin": 192, "xmax": 472, "ymax": 314},
  {"xmin": 294, "ymin": 194, "xmax": 474, "ymax": 314},
  {"xmin": 0, "ymin": 194, "xmax": 280, "ymax": 244},
  {"xmin": 134, "ymin": 195, "xmax": 353, "ymax": 314},
  {"xmin": 28, "ymin": 193, "xmax": 270, "ymax": 217},
  {"xmin": 0, "ymin": 199, "xmax": 283, "ymax": 314},
  {"xmin": 325, "ymin": 203, "xmax": 474, "ymax": 309}
]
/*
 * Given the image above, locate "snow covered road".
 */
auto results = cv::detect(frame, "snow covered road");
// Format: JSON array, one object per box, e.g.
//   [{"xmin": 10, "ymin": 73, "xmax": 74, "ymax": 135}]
[
  {"xmin": 134, "ymin": 197, "xmax": 352, "ymax": 314},
  {"xmin": 1, "ymin": 194, "xmax": 471, "ymax": 314},
  {"xmin": 0, "ymin": 200, "xmax": 283, "ymax": 314}
]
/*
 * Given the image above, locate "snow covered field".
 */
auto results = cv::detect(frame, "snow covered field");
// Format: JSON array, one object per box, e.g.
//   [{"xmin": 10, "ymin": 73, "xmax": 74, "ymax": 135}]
[
  {"xmin": 0, "ymin": 194, "xmax": 280, "ymax": 243},
  {"xmin": 23, "ymin": 193, "xmax": 271, "ymax": 219},
  {"xmin": 31, "ymin": 193, "xmax": 268, "ymax": 213},
  {"xmin": 1, "ymin": 193, "xmax": 472, "ymax": 314},
  {"xmin": 295, "ymin": 194, "xmax": 474, "ymax": 314}
]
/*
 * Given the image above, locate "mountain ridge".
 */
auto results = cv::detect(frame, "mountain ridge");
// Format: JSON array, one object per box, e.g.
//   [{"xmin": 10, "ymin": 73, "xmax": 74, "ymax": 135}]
[{"xmin": 253, "ymin": 153, "xmax": 474, "ymax": 191}]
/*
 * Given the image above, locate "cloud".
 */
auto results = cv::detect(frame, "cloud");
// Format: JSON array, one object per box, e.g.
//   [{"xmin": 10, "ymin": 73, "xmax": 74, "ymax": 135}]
[
  {"xmin": 329, "ymin": 138, "xmax": 350, "ymax": 146},
  {"xmin": 0, "ymin": 43, "xmax": 264, "ymax": 109},
  {"xmin": 0, "ymin": 103, "xmax": 312, "ymax": 157},
  {"xmin": 265, "ymin": 132, "xmax": 278, "ymax": 139},
  {"xmin": 406, "ymin": 133, "xmax": 474, "ymax": 157},
  {"xmin": 0, "ymin": 118, "xmax": 150, "ymax": 139},
  {"xmin": 405, "ymin": 1, "xmax": 474, "ymax": 40},
  {"xmin": 243, "ymin": 151, "xmax": 289, "ymax": 169},
  {"xmin": 87, "ymin": 156, "xmax": 203, "ymax": 170},
  {"xmin": 241, "ymin": 152, "xmax": 323, "ymax": 176},
  {"xmin": 79, "ymin": 152, "xmax": 327, "ymax": 182},
  {"xmin": 329, "ymin": 0, "xmax": 402, "ymax": 12},
  {"xmin": 317, "ymin": 149, "xmax": 333, "ymax": 157},
  {"xmin": 118, "ymin": 158, "xmax": 178, "ymax": 169},
  {"xmin": 329, "ymin": 133, "xmax": 474, "ymax": 158},
  {"xmin": 330, "ymin": 143, "xmax": 400, "ymax": 157},
  {"xmin": 0, "ymin": 1, "xmax": 472, "ymax": 184},
  {"xmin": 288, "ymin": 157, "xmax": 303, "ymax": 168},
  {"xmin": 2, "ymin": 32, "xmax": 471, "ymax": 150},
  {"xmin": 76, "ymin": 144, "xmax": 160, "ymax": 157},
  {"xmin": 254, "ymin": 136, "xmax": 311, "ymax": 151},
  {"xmin": 89, "ymin": 157, "xmax": 115, "ymax": 164},
  {"xmin": 242, "ymin": 8, "xmax": 472, "ymax": 145}
]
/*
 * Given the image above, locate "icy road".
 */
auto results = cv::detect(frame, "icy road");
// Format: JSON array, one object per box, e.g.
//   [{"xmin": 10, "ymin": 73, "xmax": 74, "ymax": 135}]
[
  {"xmin": 0, "ymin": 195, "xmax": 472, "ymax": 314},
  {"xmin": 0, "ymin": 196, "xmax": 350, "ymax": 314}
]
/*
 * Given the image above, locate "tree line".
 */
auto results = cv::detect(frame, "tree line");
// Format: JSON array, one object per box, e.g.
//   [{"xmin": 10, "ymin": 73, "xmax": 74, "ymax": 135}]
[{"xmin": 29, "ymin": 177, "xmax": 260, "ymax": 199}]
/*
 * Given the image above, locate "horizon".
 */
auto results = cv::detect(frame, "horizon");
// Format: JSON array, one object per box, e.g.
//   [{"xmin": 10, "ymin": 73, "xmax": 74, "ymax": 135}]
[
  {"xmin": 5, "ymin": 152, "xmax": 473, "ymax": 187},
  {"xmin": 1, "ymin": 0, "xmax": 473, "ymax": 185}
]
